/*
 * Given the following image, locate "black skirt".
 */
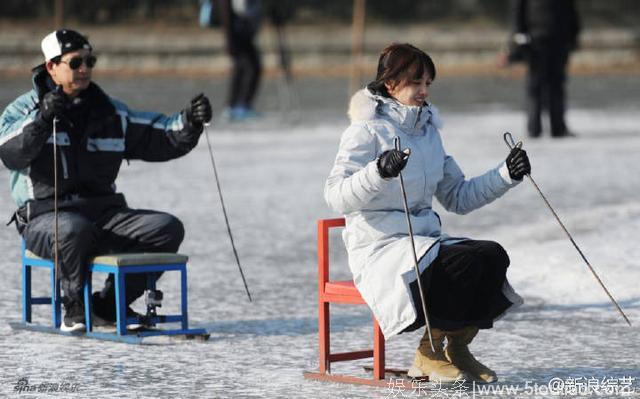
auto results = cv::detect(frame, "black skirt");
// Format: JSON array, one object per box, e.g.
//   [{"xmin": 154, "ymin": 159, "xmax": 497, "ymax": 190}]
[{"xmin": 402, "ymin": 240, "xmax": 514, "ymax": 333}]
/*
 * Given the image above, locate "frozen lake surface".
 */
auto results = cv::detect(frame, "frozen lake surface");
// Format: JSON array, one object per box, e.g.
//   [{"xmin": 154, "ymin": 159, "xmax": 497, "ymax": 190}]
[{"xmin": 0, "ymin": 75, "xmax": 638, "ymax": 398}]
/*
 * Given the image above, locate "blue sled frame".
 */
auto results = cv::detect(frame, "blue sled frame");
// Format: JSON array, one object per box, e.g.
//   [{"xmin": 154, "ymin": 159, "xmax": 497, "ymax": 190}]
[{"xmin": 10, "ymin": 241, "xmax": 209, "ymax": 344}]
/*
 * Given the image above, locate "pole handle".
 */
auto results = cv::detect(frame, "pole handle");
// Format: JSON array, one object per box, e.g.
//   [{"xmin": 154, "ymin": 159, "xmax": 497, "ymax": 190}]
[{"xmin": 503, "ymin": 131, "xmax": 523, "ymax": 151}]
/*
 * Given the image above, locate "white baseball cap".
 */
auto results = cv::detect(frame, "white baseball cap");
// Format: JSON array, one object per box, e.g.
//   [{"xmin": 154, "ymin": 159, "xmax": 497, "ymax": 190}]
[{"xmin": 41, "ymin": 29, "xmax": 92, "ymax": 61}]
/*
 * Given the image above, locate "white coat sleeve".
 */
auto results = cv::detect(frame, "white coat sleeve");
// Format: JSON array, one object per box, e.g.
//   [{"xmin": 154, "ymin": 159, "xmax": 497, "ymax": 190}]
[
  {"xmin": 324, "ymin": 123, "xmax": 394, "ymax": 214},
  {"xmin": 434, "ymin": 154, "xmax": 519, "ymax": 215}
]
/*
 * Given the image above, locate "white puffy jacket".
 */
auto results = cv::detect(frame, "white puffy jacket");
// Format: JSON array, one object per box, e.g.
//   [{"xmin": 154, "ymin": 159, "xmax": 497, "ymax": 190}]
[{"xmin": 324, "ymin": 88, "xmax": 523, "ymax": 338}]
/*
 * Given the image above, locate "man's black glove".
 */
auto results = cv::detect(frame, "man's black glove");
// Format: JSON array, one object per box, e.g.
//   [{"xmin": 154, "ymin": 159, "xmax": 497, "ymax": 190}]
[
  {"xmin": 40, "ymin": 87, "xmax": 66, "ymax": 123},
  {"xmin": 377, "ymin": 148, "xmax": 411, "ymax": 179},
  {"xmin": 506, "ymin": 147, "xmax": 531, "ymax": 181},
  {"xmin": 185, "ymin": 93, "xmax": 212, "ymax": 130}
]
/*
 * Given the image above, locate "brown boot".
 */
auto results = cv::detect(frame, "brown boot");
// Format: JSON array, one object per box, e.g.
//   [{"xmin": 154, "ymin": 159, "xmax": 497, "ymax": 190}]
[
  {"xmin": 445, "ymin": 326, "xmax": 498, "ymax": 383},
  {"xmin": 407, "ymin": 328, "xmax": 469, "ymax": 382}
]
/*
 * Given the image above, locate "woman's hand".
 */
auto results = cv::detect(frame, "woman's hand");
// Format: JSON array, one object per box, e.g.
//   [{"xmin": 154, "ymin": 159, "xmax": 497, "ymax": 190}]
[
  {"xmin": 506, "ymin": 147, "xmax": 531, "ymax": 180},
  {"xmin": 377, "ymin": 148, "xmax": 411, "ymax": 178}
]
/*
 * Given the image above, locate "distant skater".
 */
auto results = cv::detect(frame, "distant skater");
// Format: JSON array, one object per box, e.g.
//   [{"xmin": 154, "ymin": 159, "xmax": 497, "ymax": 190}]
[
  {"xmin": 219, "ymin": 0, "xmax": 263, "ymax": 121},
  {"xmin": 509, "ymin": 0, "xmax": 581, "ymax": 138}
]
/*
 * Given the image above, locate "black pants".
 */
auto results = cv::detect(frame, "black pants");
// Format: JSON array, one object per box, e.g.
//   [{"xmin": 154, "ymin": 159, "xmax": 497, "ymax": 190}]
[
  {"xmin": 404, "ymin": 240, "xmax": 512, "ymax": 333},
  {"xmin": 21, "ymin": 207, "xmax": 184, "ymax": 308},
  {"xmin": 525, "ymin": 39, "xmax": 571, "ymax": 137},
  {"xmin": 227, "ymin": 27, "xmax": 262, "ymax": 108}
]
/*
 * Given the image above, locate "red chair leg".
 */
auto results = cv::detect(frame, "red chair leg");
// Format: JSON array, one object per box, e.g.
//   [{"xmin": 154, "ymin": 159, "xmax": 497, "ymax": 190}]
[
  {"xmin": 319, "ymin": 301, "xmax": 330, "ymax": 374},
  {"xmin": 373, "ymin": 317, "xmax": 385, "ymax": 380}
]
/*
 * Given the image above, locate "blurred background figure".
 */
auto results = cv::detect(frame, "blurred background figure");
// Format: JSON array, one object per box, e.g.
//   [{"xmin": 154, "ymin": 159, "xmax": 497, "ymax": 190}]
[
  {"xmin": 201, "ymin": 0, "xmax": 263, "ymax": 122},
  {"xmin": 508, "ymin": 0, "xmax": 581, "ymax": 138}
]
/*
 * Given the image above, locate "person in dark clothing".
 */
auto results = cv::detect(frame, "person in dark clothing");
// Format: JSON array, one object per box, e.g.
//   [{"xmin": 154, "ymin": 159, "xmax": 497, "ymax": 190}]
[
  {"xmin": 509, "ymin": 0, "xmax": 580, "ymax": 138},
  {"xmin": 0, "ymin": 29, "xmax": 212, "ymax": 332},
  {"xmin": 220, "ymin": 0, "xmax": 262, "ymax": 121}
]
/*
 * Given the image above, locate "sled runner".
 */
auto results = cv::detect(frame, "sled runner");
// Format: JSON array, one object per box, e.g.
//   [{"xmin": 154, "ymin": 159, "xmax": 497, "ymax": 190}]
[
  {"xmin": 362, "ymin": 365, "xmax": 413, "ymax": 378},
  {"xmin": 10, "ymin": 241, "xmax": 209, "ymax": 344},
  {"xmin": 8, "ymin": 322, "xmax": 210, "ymax": 344}
]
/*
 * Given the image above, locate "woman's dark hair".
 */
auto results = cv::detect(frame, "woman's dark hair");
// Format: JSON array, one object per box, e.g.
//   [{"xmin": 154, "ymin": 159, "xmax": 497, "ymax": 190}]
[{"xmin": 367, "ymin": 43, "xmax": 436, "ymax": 97}]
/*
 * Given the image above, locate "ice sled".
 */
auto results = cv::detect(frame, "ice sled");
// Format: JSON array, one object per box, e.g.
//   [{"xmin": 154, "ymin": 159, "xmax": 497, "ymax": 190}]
[{"xmin": 9, "ymin": 240, "xmax": 209, "ymax": 344}]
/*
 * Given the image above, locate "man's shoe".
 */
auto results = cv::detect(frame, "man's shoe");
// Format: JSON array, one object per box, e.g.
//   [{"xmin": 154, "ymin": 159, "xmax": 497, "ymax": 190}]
[
  {"xmin": 124, "ymin": 307, "xmax": 144, "ymax": 330},
  {"xmin": 61, "ymin": 300, "xmax": 86, "ymax": 333},
  {"xmin": 92, "ymin": 292, "xmax": 144, "ymax": 329},
  {"xmin": 92, "ymin": 292, "xmax": 115, "ymax": 324}
]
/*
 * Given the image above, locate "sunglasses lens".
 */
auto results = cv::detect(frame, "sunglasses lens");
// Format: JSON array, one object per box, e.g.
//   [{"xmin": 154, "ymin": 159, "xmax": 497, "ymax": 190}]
[
  {"xmin": 86, "ymin": 56, "xmax": 97, "ymax": 68},
  {"xmin": 65, "ymin": 55, "xmax": 97, "ymax": 69},
  {"xmin": 68, "ymin": 57, "xmax": 83, "ymax": 69}
]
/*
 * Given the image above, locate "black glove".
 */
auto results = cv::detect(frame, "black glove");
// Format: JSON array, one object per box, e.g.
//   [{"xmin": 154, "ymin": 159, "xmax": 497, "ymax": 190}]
[
  {"xmin": 506, "ymin": 147, "xmax": 531, "ymax": 181},
  {"xmin": 40, "ymin": 87, "xmax": 66, "ymax": 123},
  {"xmin": 377, "ymin": 149, "xmax": 410, "ymax": 179},
  {"xmin": 185, "ymin": 93, "xmax": 212, "ymax": 130}
]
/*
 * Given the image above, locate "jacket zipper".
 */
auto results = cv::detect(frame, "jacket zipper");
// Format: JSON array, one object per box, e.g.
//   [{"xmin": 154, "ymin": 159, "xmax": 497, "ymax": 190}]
[
  {"xmin": 412, "ymin": 107, "xmax": 428, "ymax": 199},
  {"xmin": 414, "ymin": 107, "xmax": 423, "ymax": 129},
  {"xmin": 59, "ymin": 148, "xmax": 69, "ymax": 179}
]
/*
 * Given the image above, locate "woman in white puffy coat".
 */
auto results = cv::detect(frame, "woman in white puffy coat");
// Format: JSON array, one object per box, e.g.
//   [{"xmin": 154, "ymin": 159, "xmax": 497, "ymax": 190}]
[{"xmin": 324, "ymin": 43, "xmax": 531, "ymax": 383}]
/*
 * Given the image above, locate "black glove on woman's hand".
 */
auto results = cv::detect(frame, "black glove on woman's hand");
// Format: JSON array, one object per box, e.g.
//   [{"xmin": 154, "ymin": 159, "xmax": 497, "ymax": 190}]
[
  {"xmin": 506, "ymin": 147, "xmax": 531, "ymax": 181},
  {"xmin": 185, "ymin": 93, "xmax": 212, "ymax": 129},
  {"xmin": 377, "ymin": 149, "xmax": 410, "ymax": 179},
  {"xmin": 40, "ymin": 88, "xmax": 66, "ymax": 123}
]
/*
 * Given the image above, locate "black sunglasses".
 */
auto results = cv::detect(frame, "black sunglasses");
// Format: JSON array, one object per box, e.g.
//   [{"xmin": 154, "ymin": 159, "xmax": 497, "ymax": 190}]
[{"xmin": 59, "ymin": 55, "xmax": 97, "ymax": 70}]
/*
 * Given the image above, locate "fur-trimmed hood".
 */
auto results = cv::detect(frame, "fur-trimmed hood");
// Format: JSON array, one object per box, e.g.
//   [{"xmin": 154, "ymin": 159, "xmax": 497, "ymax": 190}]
[{"xmin": 347, "ymin": 88, "xmax": 442, "ymax": 133}]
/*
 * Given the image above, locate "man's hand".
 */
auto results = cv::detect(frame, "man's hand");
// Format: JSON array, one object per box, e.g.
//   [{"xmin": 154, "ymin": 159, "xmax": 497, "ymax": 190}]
[
  {"xmin": 377, "ymin": 148, "xmax": 411, "ymax": 179},
  {"xmin": 40, "ymin": 87, "xmax": 66, "ymax": 123},
  {"xmin": 185, "ymin": 93, "xmax": 212, "ymax": 130}
]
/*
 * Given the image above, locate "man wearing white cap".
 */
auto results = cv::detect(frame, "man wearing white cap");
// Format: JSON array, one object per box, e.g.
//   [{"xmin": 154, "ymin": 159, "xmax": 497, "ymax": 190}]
[{"xmin": 0, "ymin": 29, "xmax": 213, "ymax": 332}]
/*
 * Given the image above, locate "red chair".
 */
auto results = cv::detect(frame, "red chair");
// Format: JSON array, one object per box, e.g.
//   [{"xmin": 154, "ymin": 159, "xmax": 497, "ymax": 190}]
[{"xmin": 303, "ymin": 218, "xmax": 389, "ymax": 386}]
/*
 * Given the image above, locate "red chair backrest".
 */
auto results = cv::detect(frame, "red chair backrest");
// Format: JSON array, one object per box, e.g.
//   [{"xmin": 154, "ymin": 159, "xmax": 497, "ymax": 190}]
[{"xmin": 317, "ymin": 218, "xmax": 346, "ymax": 294}]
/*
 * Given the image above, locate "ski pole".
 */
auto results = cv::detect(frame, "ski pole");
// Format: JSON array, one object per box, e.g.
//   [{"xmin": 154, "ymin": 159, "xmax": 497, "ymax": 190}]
[
  {"xmin": 503, "ymin": 132, "xmax": 631, "ymax": 326},
  {"xmin": 52, "ymin": 116, "xmax": 60, "ymax": 304},
  {"xmin": 394, "ymin": 137, "xmax": 436, "ymax": 352},
  {"xmin": 203, "ymin": 123, "xmax": 252, "ymax": 302}
]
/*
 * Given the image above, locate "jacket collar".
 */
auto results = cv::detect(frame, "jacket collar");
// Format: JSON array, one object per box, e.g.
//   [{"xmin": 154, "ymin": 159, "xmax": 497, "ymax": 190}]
[
  {"xmin": 348, "ymin": 88, "xmax": 442, "ymax": 135},
  {"xmin": 31, "ymin": 65, "xmax": 53, "ymax": 99}
]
